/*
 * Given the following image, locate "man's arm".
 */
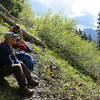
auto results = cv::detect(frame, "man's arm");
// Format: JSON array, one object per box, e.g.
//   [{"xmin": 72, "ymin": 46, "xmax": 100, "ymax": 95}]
[{"xmin": 0, "ymin": 47, "xmax": 13, "ymax": 66}]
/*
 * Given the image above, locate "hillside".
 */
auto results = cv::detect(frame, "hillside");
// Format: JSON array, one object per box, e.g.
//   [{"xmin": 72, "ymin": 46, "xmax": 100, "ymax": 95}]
[
  {"xmin": 0, "ymin": 24, "xmax": 100, "ymax": 100},
  {"xmin": 0, "ymin": 1, "xmax": 100, "ymax": 100}
]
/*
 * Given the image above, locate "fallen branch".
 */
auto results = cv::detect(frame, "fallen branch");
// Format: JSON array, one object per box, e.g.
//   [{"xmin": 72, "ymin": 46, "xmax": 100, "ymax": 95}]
[{"xmin": 0, "ymin": 4, "xmax": 18, "ymax": 21}]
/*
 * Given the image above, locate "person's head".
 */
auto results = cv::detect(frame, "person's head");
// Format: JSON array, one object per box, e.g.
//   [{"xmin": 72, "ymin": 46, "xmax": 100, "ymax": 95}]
[
  {"xmin": 11, "ymin": 25, "xmax": 20, "ymax": 33},
  {"xmin": 5, "ymin": 32, "xmax": 20, "ymax": 46}
]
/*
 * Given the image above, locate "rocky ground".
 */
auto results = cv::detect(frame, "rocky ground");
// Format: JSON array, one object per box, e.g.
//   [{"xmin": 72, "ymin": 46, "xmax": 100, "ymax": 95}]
[
  {"xmin": 18, "ymin": 52, "xmax": 62, "ymax": 100},
  {"xmin": 0, "ymin": 43, "xmax": 63, "ymax": 100}
]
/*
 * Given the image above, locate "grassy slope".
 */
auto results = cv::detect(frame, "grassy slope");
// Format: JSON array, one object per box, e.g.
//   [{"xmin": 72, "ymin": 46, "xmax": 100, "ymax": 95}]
[
  {"xmin": 33, "ymin": 45, "xmax": 100, "ymax": 100},
  {"xmin": 33, "ymin": 14, "xmax": 100, "ymax": 81},
  {"xmin": 0, "ymin": 25, "xmax": 100, "ymax": 100},
  {"xmin": 0, "ymin": 24, "xmax": 8, "ymax": 40}
]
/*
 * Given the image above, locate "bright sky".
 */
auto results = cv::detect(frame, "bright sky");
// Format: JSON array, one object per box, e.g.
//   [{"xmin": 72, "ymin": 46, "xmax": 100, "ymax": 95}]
[{"xmin": 30, "ymin": 0, "xmax": 100, "ymax": 28}]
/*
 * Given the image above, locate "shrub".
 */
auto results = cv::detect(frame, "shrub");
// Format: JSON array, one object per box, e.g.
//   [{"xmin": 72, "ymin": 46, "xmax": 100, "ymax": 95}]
[{"xmin": 34, "ymin": 13, "xmax": 100, "ymax": 80}]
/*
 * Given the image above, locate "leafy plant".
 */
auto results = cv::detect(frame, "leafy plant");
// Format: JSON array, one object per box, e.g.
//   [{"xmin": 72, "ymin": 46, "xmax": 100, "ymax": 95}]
[{"xmin": 34, "ymin": 13, "xmax": 100, "ymax": 80}]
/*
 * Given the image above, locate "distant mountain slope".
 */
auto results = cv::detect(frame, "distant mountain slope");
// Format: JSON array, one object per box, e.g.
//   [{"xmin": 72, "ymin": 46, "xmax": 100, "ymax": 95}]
[{"xmin": 83, "ymin": 28, "xmax": 97, "ymax": 40}]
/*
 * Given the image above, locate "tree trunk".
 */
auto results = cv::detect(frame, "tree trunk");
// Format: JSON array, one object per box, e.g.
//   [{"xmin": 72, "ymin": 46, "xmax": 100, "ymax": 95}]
[{"xmin": 0, "ymin": 4, "xmax": 18, "ymax": 21}]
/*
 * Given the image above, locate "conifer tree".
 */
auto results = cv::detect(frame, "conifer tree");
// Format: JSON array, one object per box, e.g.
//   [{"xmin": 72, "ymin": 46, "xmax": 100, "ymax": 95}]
[
  {"xmin": 78, "ymin": 28, "xmax": 83, "ymax": 35},
  {"xmin": 77, "ymin": 29, "xmax": 88, "ymax": 40},
  {"xmin": 83, "ymin": 32, "xmax": 88, "ymax": 40},
  {"xmin": 97, "ymin": 13, "xmax": 100, "ymax": 48},
  {"xmin": 88, "ymin": 34, "xmax": 92, "ymax": 42}
]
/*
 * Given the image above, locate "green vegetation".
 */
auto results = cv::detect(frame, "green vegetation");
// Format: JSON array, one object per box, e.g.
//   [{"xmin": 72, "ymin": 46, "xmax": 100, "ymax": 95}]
[
  {"xmin": 33, "ymin": 45, "xmax": 100, "ymax": 100},
  {"xmin": 0, "ymin": 1, "xmax": 100, "ymax": 99},
  {"xmin": 0, "ymin": 0, "xmax": 25, "ymax": 17},
  {"xmin": 97, "ymin": 13, "xmax": 100, "ymax": 49},
  {"xmin": 0, "ymin": 24, "xmax": 8, "ymax": 39},
  {"xmin": 18, "ymin": 1, "xmax": 36, "ymax": 28},
  {"xmin": 33, "ymin": 13, "xmax": 100, "ymax": 80}
]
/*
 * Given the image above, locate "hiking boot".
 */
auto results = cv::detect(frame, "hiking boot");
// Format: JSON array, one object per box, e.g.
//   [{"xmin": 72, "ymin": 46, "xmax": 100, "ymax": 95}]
[
  {"xmin": 20, "ymin": 86, "xmax": 33, "ymax": 96},
  {"xmin": 27, "ymin": 80, "xmax": 39, "ymax": 89}
]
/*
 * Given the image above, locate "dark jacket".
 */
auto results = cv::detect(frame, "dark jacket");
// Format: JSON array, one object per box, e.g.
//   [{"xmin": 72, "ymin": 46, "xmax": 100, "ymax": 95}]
[{"xmin": 0, "ymin": 41, "xmax": 19, "ymax": 66}]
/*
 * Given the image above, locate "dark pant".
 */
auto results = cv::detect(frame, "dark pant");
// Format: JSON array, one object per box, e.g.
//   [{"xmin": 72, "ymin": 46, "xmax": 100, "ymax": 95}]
[{"xmin": 0, "ymin": 63, "xmax": 33, "ymax": 88}]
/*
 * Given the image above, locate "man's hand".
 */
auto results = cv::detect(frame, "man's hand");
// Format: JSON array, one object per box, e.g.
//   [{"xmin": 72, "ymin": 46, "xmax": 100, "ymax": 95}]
[{"xmin": 12, "ymin": 63, "xmax": 21, "ymax": 67}]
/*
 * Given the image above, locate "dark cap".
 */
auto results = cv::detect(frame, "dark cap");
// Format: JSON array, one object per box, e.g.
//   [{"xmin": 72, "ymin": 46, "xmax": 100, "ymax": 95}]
[{"xmin": 13, "ymin": 25, "xmax": 20, "ymax": 30}]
